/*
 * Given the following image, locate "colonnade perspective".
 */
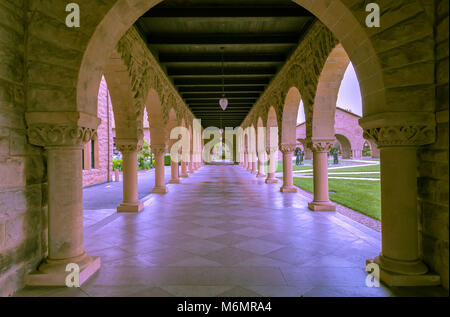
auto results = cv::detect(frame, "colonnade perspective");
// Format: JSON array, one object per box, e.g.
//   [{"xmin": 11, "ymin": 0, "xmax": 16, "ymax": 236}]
[{"xmin": 11, "ymin": 0, "xmax": 445, "ymax": 295}]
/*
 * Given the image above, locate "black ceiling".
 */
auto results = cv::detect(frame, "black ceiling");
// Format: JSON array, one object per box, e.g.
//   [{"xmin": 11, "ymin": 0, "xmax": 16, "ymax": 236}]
[{"xmin": 135, "ymin": 0, "xmax": 315, "ymax": 128}]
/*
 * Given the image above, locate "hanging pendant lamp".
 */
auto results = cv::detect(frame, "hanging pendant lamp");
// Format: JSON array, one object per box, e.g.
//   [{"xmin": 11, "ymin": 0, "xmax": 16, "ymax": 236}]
[{"xmin": 219, "ymin": 48, "xmax": 228, "ymax": 111}]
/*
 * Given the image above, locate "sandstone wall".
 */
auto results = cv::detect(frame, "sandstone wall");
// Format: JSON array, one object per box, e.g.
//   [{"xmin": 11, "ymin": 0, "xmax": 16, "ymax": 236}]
[
  {"xmin": 82, "ymin": 77, "xmax": 113, "ymax": 187},
  {"xmin": 418, "ymin": 0, "xmax": 449, "ymax": 289},
  {"xmin": 0, "ymin": 0, "xmax": 46, "ymax": 296}
]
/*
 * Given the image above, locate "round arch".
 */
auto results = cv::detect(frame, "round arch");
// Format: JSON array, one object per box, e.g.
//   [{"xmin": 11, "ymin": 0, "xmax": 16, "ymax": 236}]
[
  {"xmin": 311, "ymin": 44, "xmax": 350, "ymax": 140},
  {"xmin": 281, "ymin": 87, "xmax": 301, "ymax": 145},
  {"xmin": 335, "ymin": 133, "xmax": 352, "ymax": 159},
  {"xmin": 145, "ymin": 88, "xmax": 166, "ymax": 146}
]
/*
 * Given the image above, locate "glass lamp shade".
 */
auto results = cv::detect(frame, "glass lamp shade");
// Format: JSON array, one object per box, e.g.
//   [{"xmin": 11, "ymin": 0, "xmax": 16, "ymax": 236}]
[{"xmin": 219, "ymin": 98, "xmax": 228, "ymax": 110}]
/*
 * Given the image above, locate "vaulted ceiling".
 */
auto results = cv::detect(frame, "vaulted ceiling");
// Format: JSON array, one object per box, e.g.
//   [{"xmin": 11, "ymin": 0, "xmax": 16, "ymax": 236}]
[{"xmin": 135, "ymin": 0, "xmax": 315, "ymax": 128}]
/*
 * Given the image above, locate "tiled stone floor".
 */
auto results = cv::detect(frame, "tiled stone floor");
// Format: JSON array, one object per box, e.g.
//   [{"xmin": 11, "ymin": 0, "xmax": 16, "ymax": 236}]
[{"xmin": 15, "ymin": 164, "xmax": 448, "ymax": 297}]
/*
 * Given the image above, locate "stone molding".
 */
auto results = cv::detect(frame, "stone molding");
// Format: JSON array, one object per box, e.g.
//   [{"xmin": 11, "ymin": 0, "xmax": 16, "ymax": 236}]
[
  {"xmin": 151, "ymin": 144, "xmax": 167, "ymax": 155},
  {"xmin": 117, "ymin": 27, "xmax": 195, "ymax": 127},
  {"xmin": 266, "ymin": 146, "xmax": 279, "ymax": 154},
  {"xmin": 279, "ymin": 144, "xmax": 297, "ymax": 153},
  {"xmin": 116, "ymin": 139, "xmax": 143, "ymax": 154},
  {"xmin": 28, "ymin": 124, "xmax": 97, "ymax": 148},
  {"xmin": 240, "ymin": 21, "xmax": 336, "ymax": 130},
  {"xmin": 308, "ymin": 139, "xmax": 334, "ymax": 152},
  {"xmin": 363, "ymin": 125, "xmax": 436, "ymax": 148}
]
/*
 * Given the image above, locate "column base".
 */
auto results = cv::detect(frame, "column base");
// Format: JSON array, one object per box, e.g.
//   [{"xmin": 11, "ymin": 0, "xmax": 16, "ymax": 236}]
[
  {"xmin": 152, "ymin": 186, "xmax": 168, "ymax": 194},
  {"xmin": 117, "ymin": 201, "xmax": 144, "ymax": 213},
  {"xmin": 25, "ymin": 252, "xmax": 101, "ymax": 286},
  {"xmin": 265, "ymin": 178, "xmax": 278, "ymax": 184},
  {"xmin": 168, "ymin": 179, "xmax": 181, "ymax": 184},
  {"xmin": 280, "ymin": 186, "xmax": 297, "ymax": 193},
  {"xmin": 256, "ymin": 173, "xmax": 266, "ymax": 178},
  {"xmin": 308, "ymin": 201, "xmax": 336, "ymax": 211},
  {"xmin": 180, "ymin": 173, "xmax": 189, "ymax": 178},
  {"xmin": 366, "ymin": 257, "xmax": 440, "ymax": 287}
]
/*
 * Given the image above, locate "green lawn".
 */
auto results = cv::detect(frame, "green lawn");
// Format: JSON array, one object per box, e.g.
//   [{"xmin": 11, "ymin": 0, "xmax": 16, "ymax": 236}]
[{"xmin": 292, "ymin": 177, "xmax": 381, "ymax": 220}]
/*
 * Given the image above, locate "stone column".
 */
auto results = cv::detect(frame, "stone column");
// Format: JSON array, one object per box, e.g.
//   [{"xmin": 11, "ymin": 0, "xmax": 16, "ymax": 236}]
[
  {"xmin": 304, "ymin": 148, "xmax": 313, "ymax": 160},
  {"xmin": 168, "ymin": 144, "xmax": 180, "ymax": 184},
  {"xmin": 243, "ymin": 151, "xmax": 248, "ymax": 169},
  {"xmin": 280, "ymin": 144, "xmax": 297, "ymax": 193},
  {"xmin": 256, "ymin": 151, "xmax": 266, "ymax": 178},
  {"xmin": 265, "ymin": 146, "xmax": 278, "ymax": 183},
  {"xmin": 188, "ymin": 151, "xmax": 194, "ymax": 173},
  {"xmin": 151, "ymin": 144, "xmax": 168, "ymax": 193},
  {"xmin": 308, "ymin": 140, "xmax": 336, "ymax": 211},
  {"xmin": 251, "ymin": 153, "xmax": 257, "ymax": 174},
  {"xmin": 116, "ymin": 139, "xmax": 144, "ymax": 212},
  {"xmin": 363, "ymin": 123, "xmax": 439, "ymax": 286},
  {"xmin": 25, "ymin": 118, "xmax": 101, "ymax": 286},
  {"xmin": 180, "ymin": 154, "xmax": 189, "ymax": 178}
]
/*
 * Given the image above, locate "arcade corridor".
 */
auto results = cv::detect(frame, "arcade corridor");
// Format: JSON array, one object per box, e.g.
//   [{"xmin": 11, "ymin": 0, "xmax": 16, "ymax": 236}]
[{"xmin": 14, "ymin": 165, "xmax": 447, "ymax": 297}]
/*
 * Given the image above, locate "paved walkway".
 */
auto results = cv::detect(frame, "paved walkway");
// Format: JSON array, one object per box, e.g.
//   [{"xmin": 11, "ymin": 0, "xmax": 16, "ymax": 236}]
[{"xmin": 15, "ymin": 165, "xmax": 448, "ymax": 297}]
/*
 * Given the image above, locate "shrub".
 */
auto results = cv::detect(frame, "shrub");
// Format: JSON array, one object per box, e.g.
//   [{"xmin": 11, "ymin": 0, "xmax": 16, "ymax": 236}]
[
  {"xmin": 164, "ymin": 154, "xmax": 171, "ymax": 166},
  {"xmin": 113, "ymin": 158, "xmax": 123, "ymax": 171}
]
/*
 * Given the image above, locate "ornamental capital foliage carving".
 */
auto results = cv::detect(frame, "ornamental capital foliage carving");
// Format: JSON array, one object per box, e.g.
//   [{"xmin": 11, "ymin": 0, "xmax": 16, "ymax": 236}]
[
  {"xmin": 116, "ymin": 139, "xmax": 143, "ymax": 154},
  {"xmin": 266, "ymin": 146, "xmax": 279, "ymax": 154},
  {"xmin": 117, "ymin": 27, "xmax": 196, "ymax": 129},
  {"xmin": 151, "ymin": 144, "xmax": 167, "ymax": 155},
  {"xmin": 28, "ymin": 124, "xmax": 96, "ymax": 148},
  {"xmin": 308, "ymin": 140, "xmax": 334, "ymax": 152},
  {"xmin": 279, "ymin": 144, "xmax": 297, "ymax": 153},
  {"xmin": 363, "ymin": 125, "xmax": 435, "ymax": 147}
]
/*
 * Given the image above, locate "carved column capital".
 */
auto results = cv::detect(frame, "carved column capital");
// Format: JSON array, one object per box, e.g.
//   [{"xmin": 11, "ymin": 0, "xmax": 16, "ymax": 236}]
[
  {"xmin": 363, "ymin": 125, "xmax": 435, "ymax": 148},
  {"xmin": 116, "ymin": 139, "xmax": 143, "ymax": 154},
  {"xmin": 26, "ymin": 111, "xmax": 101, "ymax": 148},
  {"xmin": 266, "ymin": 146, "xmax": 279, "ymax": 154},
  {"xmin": 279, "ymin": 144, "xmax": 297, "ymax": 153},
  {"xmin": 307, "ymin": 139, "xmax": 334, "ymax": 153},
  {"xmin": 151, "ymin": 144, "xmax": 167, "ymax": 155},
  {"xmin": 27, "ymin": 124, "xmax": 97, "ymax": 148}
]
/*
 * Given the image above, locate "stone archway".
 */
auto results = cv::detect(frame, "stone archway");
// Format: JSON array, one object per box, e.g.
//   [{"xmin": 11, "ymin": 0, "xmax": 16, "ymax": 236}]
[
  {"xmin": 22, "ymin": 0, "xmax": 440, "ymax": 289},
  {"xmin": 335, "ymin": 133, "xmax": 352, "ymax": 159},
  {"xmin": 265, "ymin": 106, "xmax": 279, "ymax": 183},
  {"xmin": 145, "ymin": 89, "xmax": 168, "ymax": 194},
  {"xmin": 280, "ymin": 87, "xmax": 301, "ymax": 193}
]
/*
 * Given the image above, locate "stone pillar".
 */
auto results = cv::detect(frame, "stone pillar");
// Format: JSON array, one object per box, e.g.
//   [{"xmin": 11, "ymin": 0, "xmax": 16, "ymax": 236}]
[
  {"xmin": 25, "ymin": 117, "xmax": 101, "ymax": 286},
  {"xmin": 308, "ymin": 140, "xmax": 336, "ymax": 211},
  {"xmin": 304, "ymin": 148, "xmax": 313, "ymax": 160},
  {"xmin": 280, "ymin": 144, "xmax": 297, "ymax": 193},
  {"xmin": 243, "ymin": 151, "xmax": 248, "ymax": 169},
  {"xmin": 188, "ymin": 151, "xmax": 194, "ymax": 173},
  {"xmin": 251, "ymin": 153, "xmax": 257, "ymax": 174},
  {"xmin": 151, "ymin": 144, "xmax": 168, "ymax": 193},
  {"xmin": 169, "ymin": 159, "xmax": 180, "ymax": 184},
  {"xmin": 116, "ymin": 139, "xmax": 144, "ymax": 212},
  {"xmin": 363, "ymin": 123, "xmax": 439, "ymax": 286},
  {"xmin": 180, "ymin": 154, "xmax": 189, "ymax": 178},
  {"xmin": 256, "ymin": 151, "xmax": 266, "ymax": 178},
  {"xmin": 265, "ymin": 146, "xmax": 278, "ymax": 183},
  {"xmin": 246, "ymin": 152, "xmax": 252, "ymax": 171}
]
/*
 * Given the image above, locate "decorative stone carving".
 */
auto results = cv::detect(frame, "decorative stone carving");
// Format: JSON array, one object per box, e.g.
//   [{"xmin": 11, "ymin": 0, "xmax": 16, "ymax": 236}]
[
  {"xmin": 28, "ymin": 124, "xmax": 96, "ymax": 147},
  {"xmin": 116, "ymin": 140, "xmax": 143, "ymax": 154},
  {"xmin": 151, "ymin": 144, "xmax": 167, "ymax": 155},
  {"xmin": 240, "ymin": 21, "xmax": 337, "ymax": 135},
  {"xmin": 308, "ymin": 139, "xmax": 334, "ymax": 152},
  {"xmin": 363, "ymin": 125, "xmax": 435, "ymax": 147},
  {"xmin": 279, "ymin": 144, "xmax": 297, "ymax": 153},
  {"xmin": 266, "ymin": 146, "xmax": 279, "ymax": 154},
  {"xmin": 117, "ymin": 27, "xmax": 196, "ymax": 130}
]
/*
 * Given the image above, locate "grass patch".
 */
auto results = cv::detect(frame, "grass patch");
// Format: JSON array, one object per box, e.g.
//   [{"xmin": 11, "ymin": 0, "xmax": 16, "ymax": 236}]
[
  {"xmin": 327, "ymin": 164, "xmax": 380, "ymax": 173},
  {"xmin": 293, "ymin": 177, "xmax": 381, "ymax": 220}
]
